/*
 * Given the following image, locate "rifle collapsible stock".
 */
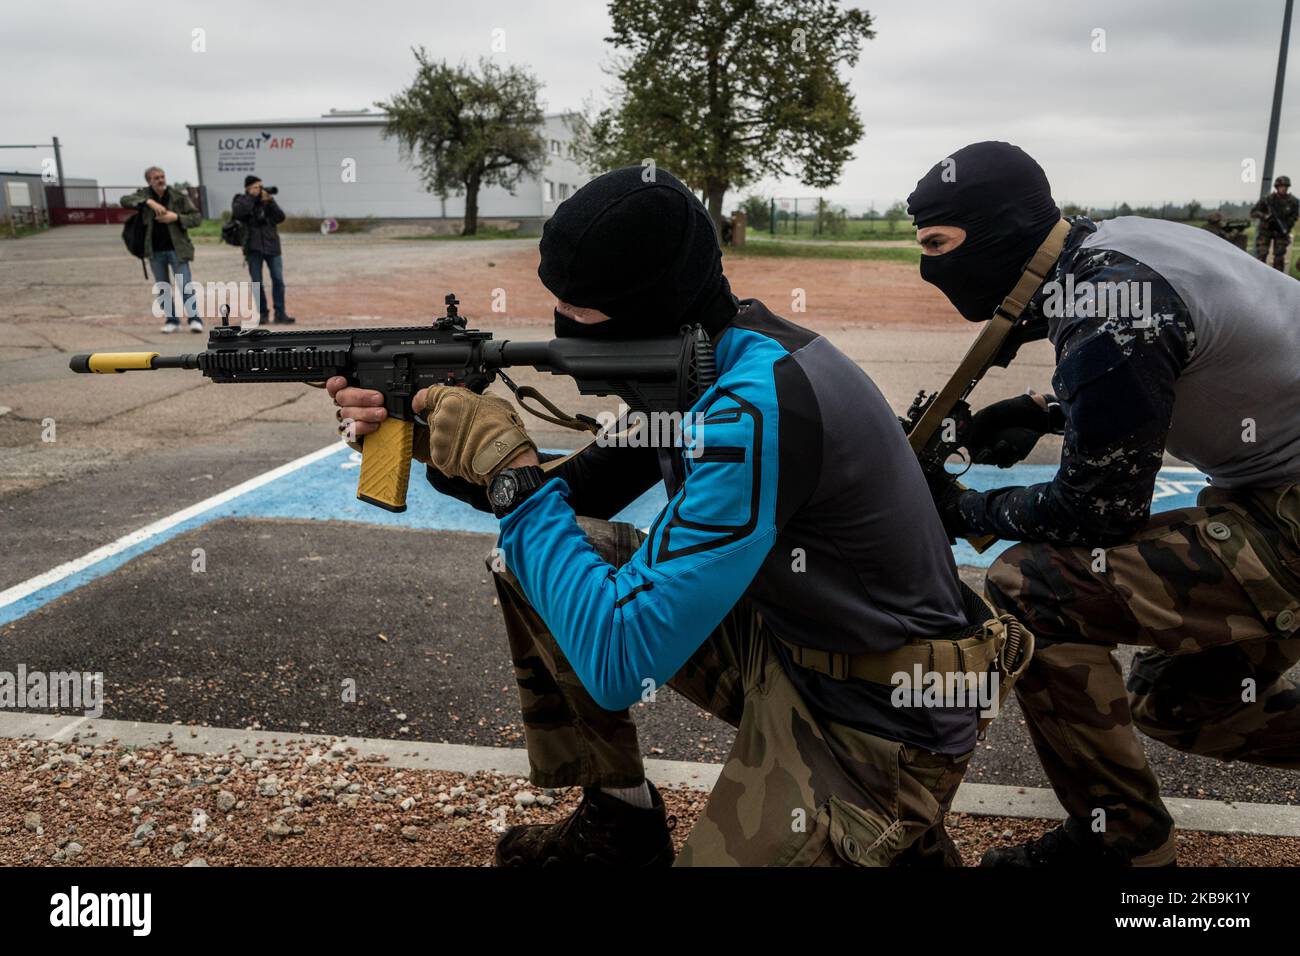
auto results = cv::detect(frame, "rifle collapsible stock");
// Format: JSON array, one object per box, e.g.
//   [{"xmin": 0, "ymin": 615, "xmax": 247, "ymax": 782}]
[{"xmin": 70, "ymin": 294, "xmax": 718, "ymax": 512}]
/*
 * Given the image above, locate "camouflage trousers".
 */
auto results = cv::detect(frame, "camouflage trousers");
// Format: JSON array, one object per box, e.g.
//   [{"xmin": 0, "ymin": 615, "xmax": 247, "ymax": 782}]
[
  {"xmin": 491, "ymin": 517, "xmax": 973, "ymax": 867},
  {"xmin": 986, "ymin": 483, "xmax": 1300, "ymax": 865},
  {"xmin": 1254, "ymin": 230, "xmax": 1292, "ymax": 271}
]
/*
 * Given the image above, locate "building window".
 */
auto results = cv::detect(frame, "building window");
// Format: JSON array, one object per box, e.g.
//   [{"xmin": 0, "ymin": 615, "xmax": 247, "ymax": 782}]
[
  {"xmin": 550, "ymin": 140, "xmax": 562, "ymax": 155},
  {"xmin": 557, "ymin": 183, "xmax": 569, "ymax": 201},
  {"xmin": 544, "ymin": 180, "xmax": 554, "ymax": 203}
]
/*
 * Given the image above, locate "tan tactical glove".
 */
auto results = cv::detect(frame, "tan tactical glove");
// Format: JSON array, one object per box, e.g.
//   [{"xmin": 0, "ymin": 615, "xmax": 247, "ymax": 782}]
[{"xmin": 420, "ymin": 386, "xmax": 535, "ymax": 485}]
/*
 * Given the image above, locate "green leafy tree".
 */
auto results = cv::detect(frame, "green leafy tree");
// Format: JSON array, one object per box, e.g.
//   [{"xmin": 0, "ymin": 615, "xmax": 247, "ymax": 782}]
[
  {"xmin": 378, "ymin": 51, "xmax": 546, "ymax": 235},
  {"xmin": 815, "ymin": 197, "xmax": 847, "ymax": 235},
  {"xmin": 742, "ymin": 194, "xmax": 771, "ymax": 231},
  {"xmin": 884, "ymin": 199, "xmax": 907, "ymax": 234},
  {"xmin": 578, "ymin": 0, "xmax": 874, "ymax": 234}
]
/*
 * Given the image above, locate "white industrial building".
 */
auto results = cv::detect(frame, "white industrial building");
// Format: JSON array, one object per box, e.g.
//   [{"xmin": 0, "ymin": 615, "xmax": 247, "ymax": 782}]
[
  {"xmin": 0, "ymin": 172, "xmax": 100, "ymax": 219},
  {"xmin": 186, "ymin": 109, "xmax": 589, "ymax": 230}
]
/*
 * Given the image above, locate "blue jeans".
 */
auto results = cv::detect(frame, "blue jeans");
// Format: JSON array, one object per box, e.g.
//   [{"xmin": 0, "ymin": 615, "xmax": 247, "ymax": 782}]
[
  {"xmin": 149, "ymin": 251, "xmax": 198, "ymax": 322},
  {"xmin": 247, "ymin": 252, "xmax": 286, "ymax": 319}
]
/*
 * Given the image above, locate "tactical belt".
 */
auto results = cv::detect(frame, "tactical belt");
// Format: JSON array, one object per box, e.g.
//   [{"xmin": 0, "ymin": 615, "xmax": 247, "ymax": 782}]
[{"xmin": 774, "ymin": 582, "xmax": 1034, "ymax": 734}]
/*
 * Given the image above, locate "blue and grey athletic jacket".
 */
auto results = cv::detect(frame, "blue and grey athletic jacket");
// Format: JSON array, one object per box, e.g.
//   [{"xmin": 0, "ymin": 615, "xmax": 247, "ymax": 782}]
[{"xmin": 497, "ymin": 300, "xmax": 976, "ymax": 753}]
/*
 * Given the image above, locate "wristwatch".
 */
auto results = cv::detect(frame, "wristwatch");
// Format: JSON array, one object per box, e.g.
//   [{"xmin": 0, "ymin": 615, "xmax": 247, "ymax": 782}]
[{"xmin": 488, "ymin": 465, "xmax": 547, "ymax": 518}]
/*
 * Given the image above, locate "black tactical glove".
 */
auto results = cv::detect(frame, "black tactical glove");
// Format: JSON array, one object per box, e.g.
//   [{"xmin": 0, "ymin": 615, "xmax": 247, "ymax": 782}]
[
  {"xmin": 925, "ymin": 469, "xmax": 969, "ymax": 543},
  {"xmin": 966, "ymin": 394, "xmax": 1056, "ymax": 468}
]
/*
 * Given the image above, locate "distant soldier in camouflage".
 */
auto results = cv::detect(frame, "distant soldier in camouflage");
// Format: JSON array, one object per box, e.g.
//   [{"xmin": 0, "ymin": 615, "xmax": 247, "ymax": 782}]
[
  {"xmin": 1202, "ymin": 210, "xmax": 1229, "ymax": 239},
  {"xmin": 910, "ymin": 141, "xmax": 1300, "ymax": 866},
  {"xmin": 1250, "ymin": 175, "xmax": 1298, "ymax": 271},
  {"xmin": 1202, "ymin": 210, "xmax": 1250, "ymax": 251},
  {"xmin": 331, "ymin": 166, "xmax": 1013, "ymax": 866}
]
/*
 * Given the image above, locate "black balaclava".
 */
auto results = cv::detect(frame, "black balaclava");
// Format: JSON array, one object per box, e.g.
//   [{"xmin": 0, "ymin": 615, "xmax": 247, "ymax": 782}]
[
  {"xmin": 906, "ymin": 141, "xmax": 1061, "ymax": 322},
  {"xmin": 538, "ymin": 166, "xmax": 739, "ymax": 339}
]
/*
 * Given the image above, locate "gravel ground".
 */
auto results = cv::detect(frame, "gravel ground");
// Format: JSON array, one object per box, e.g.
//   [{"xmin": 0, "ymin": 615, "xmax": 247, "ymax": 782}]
[{"xmin": 3, "ymin": 735, "xmax": 1296, "ymax": 867}]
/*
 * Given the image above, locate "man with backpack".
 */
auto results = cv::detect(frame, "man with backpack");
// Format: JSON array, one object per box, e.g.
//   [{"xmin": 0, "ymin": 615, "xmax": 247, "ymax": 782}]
[
  {"xmin": 231, "ymin": 175, "xmax": 295, "ymax": 325},
  {"xmin": 119, "ymin": 166, "xmax": 204, "ymax": 333}
]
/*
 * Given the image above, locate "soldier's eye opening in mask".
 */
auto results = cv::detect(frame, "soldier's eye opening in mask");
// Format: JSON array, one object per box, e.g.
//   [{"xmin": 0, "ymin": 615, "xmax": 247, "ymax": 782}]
[
  {"xmin": 917, "ymin": 226, "xmax": 967, "ymax": 256},
  {"xmin": 555, "ymin": 300, "xmax": 613, "ymax": 325}
]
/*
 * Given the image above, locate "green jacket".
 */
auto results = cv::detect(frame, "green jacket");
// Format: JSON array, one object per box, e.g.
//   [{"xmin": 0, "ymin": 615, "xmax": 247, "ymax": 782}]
[{"xmin": 119, "ymin": 185, "xmax": 203, "ymax": 261}]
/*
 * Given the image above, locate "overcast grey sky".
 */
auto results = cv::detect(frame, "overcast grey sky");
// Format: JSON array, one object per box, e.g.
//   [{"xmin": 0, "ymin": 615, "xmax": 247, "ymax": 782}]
[{"xmin": 2, "ymin": 0, "xmax": 1295, "ymax": 207}]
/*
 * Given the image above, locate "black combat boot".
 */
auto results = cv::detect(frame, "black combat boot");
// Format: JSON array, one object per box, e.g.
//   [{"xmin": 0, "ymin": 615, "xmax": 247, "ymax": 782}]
[
  {"xmin": 980, "ymin": 817, "xmax": 1143, "ymax": 867},
  {"xmin": 494, "ymin": 782, "xmax": 675, "ymax": 867}
]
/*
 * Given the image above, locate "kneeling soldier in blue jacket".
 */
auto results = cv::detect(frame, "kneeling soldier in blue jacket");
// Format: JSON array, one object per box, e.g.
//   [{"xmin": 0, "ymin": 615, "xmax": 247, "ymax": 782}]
[{"xmin": 329, "ymin": 167, "xmax": 1016, "ymax": 866}]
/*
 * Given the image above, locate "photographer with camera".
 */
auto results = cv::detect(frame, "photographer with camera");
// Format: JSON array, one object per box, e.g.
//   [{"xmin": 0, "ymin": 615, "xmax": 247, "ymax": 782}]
[{"xmin": 231, "ymin": 175, "xmax": 295, "ymax": 324}]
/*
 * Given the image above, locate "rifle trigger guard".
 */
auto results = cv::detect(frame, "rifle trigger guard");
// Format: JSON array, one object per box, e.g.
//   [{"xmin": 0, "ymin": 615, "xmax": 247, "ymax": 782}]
[{"xmin": 949, "ymin": 448, "xmax": 972, "ymax": 477}]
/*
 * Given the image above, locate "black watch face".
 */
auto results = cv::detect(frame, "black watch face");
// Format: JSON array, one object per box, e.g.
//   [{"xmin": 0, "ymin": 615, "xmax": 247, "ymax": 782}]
[{"xmin": 490, "ymin": 472, "xmax": 517, "ymax": 509}]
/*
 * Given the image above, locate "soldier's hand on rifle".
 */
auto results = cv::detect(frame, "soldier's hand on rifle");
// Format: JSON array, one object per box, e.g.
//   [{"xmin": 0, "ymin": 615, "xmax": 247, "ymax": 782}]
[
  {"xmin": 325, "ymin": 377, "xmax": 433, "ymax": 466},
  {"xmin": 925, "ymin": 469, "xmax": 967, "ymax": 544},
  {"xmin": 966, "ymin": 392, "xmax": 1055, "ymax": 468},
  {"xmin": 413, "ymin": 385, "xmax": 539, "ymax": 485},
  {"xmin": 326, "ymin": 377, "xmax": 387, "ymax": 440}
]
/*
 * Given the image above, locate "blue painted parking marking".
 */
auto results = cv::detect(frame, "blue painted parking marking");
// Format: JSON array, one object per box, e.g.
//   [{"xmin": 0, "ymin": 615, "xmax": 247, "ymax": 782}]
[{"xmin": 1, "ymin": 443, "xmax": 1208, "ymax": 626}]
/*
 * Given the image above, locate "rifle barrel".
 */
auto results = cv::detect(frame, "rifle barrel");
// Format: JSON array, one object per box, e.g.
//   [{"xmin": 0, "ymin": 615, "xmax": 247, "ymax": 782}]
[{"xmin": 68, "ymin": 352, "xmax": 199, "ymax": 373}]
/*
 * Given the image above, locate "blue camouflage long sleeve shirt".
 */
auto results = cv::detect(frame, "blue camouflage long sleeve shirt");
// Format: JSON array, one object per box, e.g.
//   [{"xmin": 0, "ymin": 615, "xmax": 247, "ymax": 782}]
[{"xmin": 956, "ymin": 218, "xmax": 1197, "ymax": 546}]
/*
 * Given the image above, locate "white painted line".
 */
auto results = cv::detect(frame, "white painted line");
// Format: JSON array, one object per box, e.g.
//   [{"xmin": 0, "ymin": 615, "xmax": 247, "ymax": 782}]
[
  {"xmin": 0, "ymin": 442, "xmax": 345, "ymax": 612},
  {"xmin": 4, "ymin": 713, "xmax": 1299, "ymax": 838},
  {"xmin": 49, "ymin": 716, "xmax": 89, "ymax": 742}
]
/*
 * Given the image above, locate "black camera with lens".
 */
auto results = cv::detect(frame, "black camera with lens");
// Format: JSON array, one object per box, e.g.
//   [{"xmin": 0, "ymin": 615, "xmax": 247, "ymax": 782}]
[{"xmin": 262, "ymin": 185, "xmax": 279, "ymax": 195}]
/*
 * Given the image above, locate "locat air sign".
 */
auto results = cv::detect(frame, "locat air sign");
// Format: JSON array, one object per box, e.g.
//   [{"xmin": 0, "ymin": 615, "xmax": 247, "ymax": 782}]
[{"xmin": 215, "ymin": 132, "xmax": 297, "ymax": 174}]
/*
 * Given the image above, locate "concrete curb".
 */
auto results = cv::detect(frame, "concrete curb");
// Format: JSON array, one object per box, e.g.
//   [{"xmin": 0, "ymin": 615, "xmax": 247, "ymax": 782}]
[{"xmin": 3, "ymin": 713, "xmax": 1297, "ymax": 838}]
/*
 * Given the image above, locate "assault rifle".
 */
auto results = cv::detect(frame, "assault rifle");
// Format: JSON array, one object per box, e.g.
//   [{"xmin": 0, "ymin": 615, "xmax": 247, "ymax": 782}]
[
  {"xmin": 70, "ymin": 294, "xmax": 717, "ymax": 512},
  {"xmin": 1254, "ymin": 197, "xmax": 1291, "ymax": 236}
]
